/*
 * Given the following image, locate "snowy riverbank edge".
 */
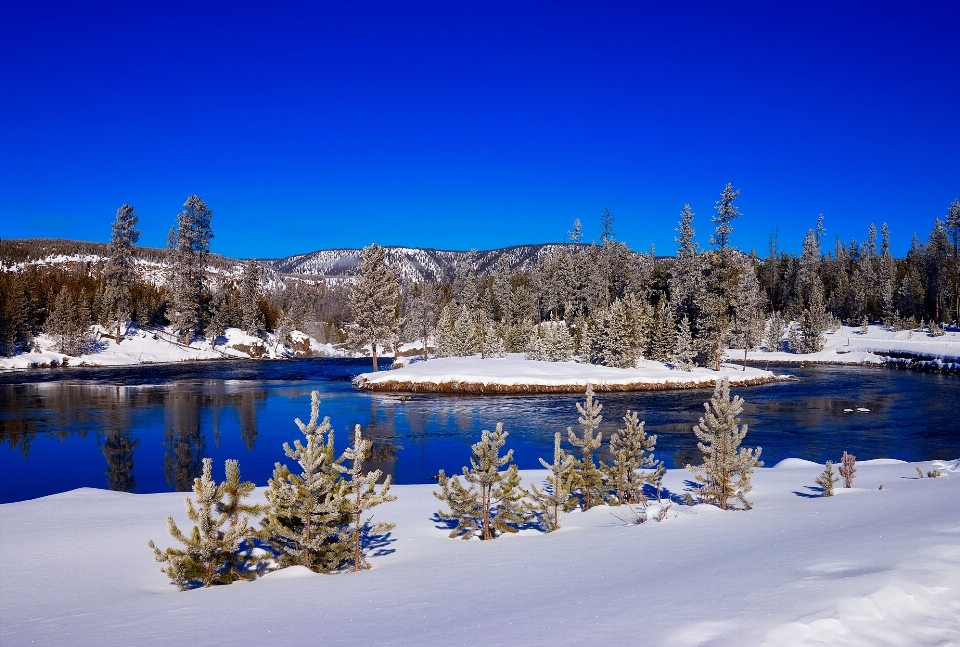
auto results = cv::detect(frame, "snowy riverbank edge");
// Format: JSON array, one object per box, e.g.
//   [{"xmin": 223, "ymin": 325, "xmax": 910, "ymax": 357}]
[
  {"xmin": 353, "ymin": 354, "xmax": 778, "ymax": 393},
  {"xmin": 3, "ymin": 458, "xmax": 960, "ymax": 646}
]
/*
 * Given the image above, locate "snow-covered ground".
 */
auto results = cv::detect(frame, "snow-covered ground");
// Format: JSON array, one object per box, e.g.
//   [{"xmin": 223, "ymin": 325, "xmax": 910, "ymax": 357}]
[
  {"xmin": 0, "ymin": 326, "xmax": 345, "ymax": 371},
  {"xmin": 727, "ymin": 323, "xmax": 960, "ymax": 368},
  {"xmin": 2, "ymin": 458, "xmax": 959, "ymax": 646},
  {"xmin": 355, "ymin": 353, "xmax": 776, "ymax": 393}
]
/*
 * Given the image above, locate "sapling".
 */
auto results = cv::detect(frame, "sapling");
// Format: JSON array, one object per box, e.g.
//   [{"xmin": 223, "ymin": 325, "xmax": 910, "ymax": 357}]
[
  {"xmin": 916, "ymin": 467, "xmax": 925, "ymax": 479},
  {"xmin": 687, "ymin": 379, "xmax": 763, "ymax": 509},
  {"xmin": 529, "ymin": 432, "xmax": 576, "ymax": 532},
  {"xmin": 927, "ymin": 469, "xmax": 943, "ymax": 478},
  {"xmin": 567, "ymin": 383, "xmax": 606, "ymax": 510},
  {"xmin": 336, "ymin": 424, "xmax": 396, "ymax": 571},
  {"xmin": 434, "ymin": 423, "xmax": 531, "ymax": 540},
  {"xmin": 839, "ymin": 451, "xmax": 856, "ymax": 488},
  {"xmin": 149, "ymin": 458, "xmax": 260, "ymax": 590},
  {"xmin": 605, "ymin": 410, "xmax": 659, "ymax": 505},
  {"xmin": 816, "ymin": 461, "xmax": 839, "ymax": 496}
]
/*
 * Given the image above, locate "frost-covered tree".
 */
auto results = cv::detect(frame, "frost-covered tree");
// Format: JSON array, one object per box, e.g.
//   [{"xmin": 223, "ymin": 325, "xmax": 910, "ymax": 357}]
[
  {"xmin": 434, "ymin": 423, "xmax": 530, "ymax": 540},
  {"xmin": 239, "ymin": 259, "xmax": 263, "ymax": 335},
  {"xmin": 816, "ymin": 461, "xmax": 838, "ymax": 496},
  {"xmin": 260, "ymin": 391, "xmax": 350, "ymax": 572},
  {"xmin": 349, "ymin": 243, "xmax": 400, "ymax": 372},
  {"xmin": 218, "ymin": 459, "xmax": 267, "ymax": 581},
  {"xmin": 670, "ymin": 204, "xmax": 702, "ymax": 325},
  {"xmin": 273, "ymin": 312, "xmax": 293, "ymax": 355},
  {"xmin": 149, "ymin": 458, "xmax": 261, "ymax": 590},
  {"xmin": 763, "ymin": 312, "xmax": 786, "ymax": 352},
  {"xmin": 408, "ymin": 281, "xmax": 438, "ymax": 360},
  {"xmin": 711, "ymin": 183, "xmax": 742, "ymax": 250},
  {"xmin": 528, "ymin": 432, "xmax": 576, "ymax": 532},
  {"xmin": 672, "ymin": 314, "xmax": 694, "ymax": 370},
  {"xmin": 434, "ymin": 304, "xmax": 455, "ymax": 357},
  {"xmin": 46, "ymin": 289, "xmax": 90, "ymax": 355},
  {"xmin": 606, "ymin": 410, "xmax": 659, "ymax": 505},
  {"xmin": 648, "ymin": 302, "xmax": 676, "ymax": 363},
  {"xmin": 568, "ymin": 383, "xmax": 606, "ymax": 510},
  {"xmin": 167, "ymin": 195, "xmax": 214, "ymax": 345},
  {"xmin": 452, "ymin": 304, "xmax": 478, "ymax": 356},
  {"xmin": 205, "ymin": 291, "xmax": 228, "ymax": 348},
  {"xmin": 799, "ymin": 280, "xmax": 828, "ymax": 352},
  {"xmin": 101, "ymin": 204, "xmax": 140, "ymax": 344},
  {"xmin": 839, "ymin": 451, "xmax": 856, "ymax": 488},
  {"xmin": 336, "ymin": 424, "xmax": 396, "ymax": 571},
  {"xmin": 687, "ymin": 379, "xmax": 763, "ymax": 509}
]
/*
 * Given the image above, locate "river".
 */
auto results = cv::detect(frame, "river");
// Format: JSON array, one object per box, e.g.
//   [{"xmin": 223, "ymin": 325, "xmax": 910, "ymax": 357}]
[{"xmin": 1, "ymin": 358, "xmax": 957, "ymax": 503}]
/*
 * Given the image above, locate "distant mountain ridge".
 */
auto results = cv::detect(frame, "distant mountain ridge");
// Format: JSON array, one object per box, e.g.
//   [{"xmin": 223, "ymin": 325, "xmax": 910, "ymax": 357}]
[{"xmin": 261, "ymin": 243, "xmax": 588, "ymax": 282}]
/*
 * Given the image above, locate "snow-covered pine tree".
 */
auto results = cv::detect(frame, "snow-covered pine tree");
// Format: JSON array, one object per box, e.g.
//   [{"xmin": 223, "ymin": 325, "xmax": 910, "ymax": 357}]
[
  {"xmin": 434, "ymin": 423, "xmax": 530, "ymax": 540},
  {"xmin": 787, "ymin": 321, "xmax": 802, "ymax": 354},
  {"xmin": 273, "ymin": 312, "xmax": 293, "ymax": 356},
  {"xmin": 167, "ymin": 195, "xmax": 214, "ymax": 345},
  {"xmin": 260, "ymin": 391, "xmax": 350, "ymax": 572},
  {"xmin": 648, "ymin": 302, "xmax": 676, "ymax": 362},
  {"xmin": 525, "ymin": 325, "xmax": 546, "ymax": 361},
  {"xmin": 799, "ymin": 280, "xmax": 828, "ymax": 352},
  {"xmin": 672, "ymin": 314, "xmax": 695, "ymax": 370},
  {"xmin": 434, "ymin": 304, "xmax": 455, "ymax": 357},
  {"xmin": 839, "ymin": 451, "xmax": 856, "ymax": 488},
  {"xmin": 764, "ymin": 312, "xmax": 786, "ymax": 352},
  {"xmin": 605, "ymin": 410, "xmax": 659, "ymax": 505},
  {"xmin": 205, "ymin": 291, "xmax": 228, "ymax": 349},
  {"xmin": 669, "ymin": 204, "xmax": 702, "ymax": 326},
  {"xmin": 46, "ymin": 289, "xmax": 90, "ymax": 355},
  {"xmin": 687, "ymin": 379, "xmax": 763, "ymax": 509},
  {"xmin": 528, "ymin": 432, "xmax": 576, "ymax": 532},
  {"xmin": 409, "ymin": 281, "xmax": 438, "ymax": 360},
  {"xmin": 101, "ymin": 204, "xmax": 141, "ymax": 344},
  {"xmin": 217, "ymin": 459, "xmax": 267, "ymax": 582},
  {"xmin": 149, "ymin": 458, "xmax": 260, "ymax": 589},
  {"xmin": 336, "ymin": 424, "xmax": 396, "ymax": 571},
  {"xmin": 452, "ymin": 304, "xmax": 478, "ymax": 356},
  {"xmin": 602, "ymin": 299, "xmax": 634, "ymax": 368},
  {"xmin": 816, "ymin": 461, "xmax": 839, "ymax": 496},
  {"xmin": 567, "ymin": 383, "xmax": 606, "ymax": 510},
  {"xmin": 239, "ymin": 258, "xmax": 264, "ymax": 335},
  {"xmin": 349, "ymin": 243, "xmax": 400, "ymax": 372},
  {"xmin": 711, "ymin": 183, "xmax": 742, "ymax": 250}
]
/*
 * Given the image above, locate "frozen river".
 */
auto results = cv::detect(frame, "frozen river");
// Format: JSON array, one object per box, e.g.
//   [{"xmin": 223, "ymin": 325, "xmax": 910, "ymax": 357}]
[{"xmin": 1, "ymin": 358, "xmax": 958, "ymax": 503}]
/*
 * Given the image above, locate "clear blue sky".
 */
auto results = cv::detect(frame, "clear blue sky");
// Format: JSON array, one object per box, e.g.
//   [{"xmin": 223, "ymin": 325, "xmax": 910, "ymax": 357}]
[{"xmin": 1, "ymin": 1, "xmax": 958, "ymax": 258}]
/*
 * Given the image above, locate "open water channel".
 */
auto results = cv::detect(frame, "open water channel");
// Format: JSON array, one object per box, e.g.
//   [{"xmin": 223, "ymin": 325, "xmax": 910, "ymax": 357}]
[{"xmin": 1, "ymin": 358, "xmax": 958, "ymax": 504}]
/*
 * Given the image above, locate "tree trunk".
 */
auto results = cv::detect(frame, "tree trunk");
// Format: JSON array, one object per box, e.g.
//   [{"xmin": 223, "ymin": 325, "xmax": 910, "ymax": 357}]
[
  {"xmin": 371, "ymin": 342, "xmax": 378, "ymax": 372},
  {"xmin": 116, "ymin": 323, "xmax": 121, "ymax": 345}
]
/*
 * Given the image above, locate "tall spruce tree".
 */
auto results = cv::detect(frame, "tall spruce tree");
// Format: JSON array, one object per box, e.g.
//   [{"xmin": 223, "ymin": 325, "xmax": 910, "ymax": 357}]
[
  {"xmin": 102, "ymin": 204, "xmax": 141, "ymax": 344},
  {"xmin": 167, "ymin": 195, "xmax": 213, "ymax": 344},
  {"xmin": 687, "ymin": 379, "xmax": 762, "ymax": 509},
  {"xmin": 349, "ymin": 243, "xmax": 400, "ymax": 372},
  {"xmin": 434, "ymin": 423, "xmax": 530, "ymax": 540},
  {"xmin": 239, "ymin": 259, "xmax": 263, "ymax": 335},
  {"xmin": 711, "ymin": 183, "xmax": 742, "ymax": 250}
]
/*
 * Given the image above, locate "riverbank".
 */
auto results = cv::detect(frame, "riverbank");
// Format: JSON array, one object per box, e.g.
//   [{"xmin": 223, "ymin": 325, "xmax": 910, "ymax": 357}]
[
  {"xmin": 2, "ymin": 458, "xmax": 959, "ymax": 646},
  {"xmin": 0, "ymin": 326, "xmax": 345, "ymax": 371},
  {"xmin": 726, "ymin": 323, "xmax": 960, "ymax": 372},
  {"xmin": 354, "ymin": 353, "xmax": 778, "ymax": 394}
]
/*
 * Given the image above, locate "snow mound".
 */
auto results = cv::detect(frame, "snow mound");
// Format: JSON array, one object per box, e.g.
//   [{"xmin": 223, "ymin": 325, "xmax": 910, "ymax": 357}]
[
  {"xmin": 262, "ymin": 565, "xmax": 316, "ymax": 580},
  {"xmin": 858, "ymin": 459, "xmax": 908, "ymax": 465},
  {"xmin": 773, "ymin": 458, "xmax": 823, "ymax": 469}
]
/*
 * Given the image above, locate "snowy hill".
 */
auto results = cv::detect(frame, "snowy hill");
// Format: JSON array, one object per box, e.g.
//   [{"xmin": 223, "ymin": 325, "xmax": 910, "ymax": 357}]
[{"xmin": 262, "ymin": 243, "xmax": 597, "ymax": 282}]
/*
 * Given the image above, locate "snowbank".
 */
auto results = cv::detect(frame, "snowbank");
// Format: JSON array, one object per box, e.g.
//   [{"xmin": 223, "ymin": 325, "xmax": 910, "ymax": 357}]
[
  {"xmin": 353, "ymin": 353, "xmax": 777, "ymax": 393},
  {"xmin": 728, "ymin": 323, "xmax": 960, "ymax": 370},
  {"xmin": 0, "ymin": 326, "xmax": 345, "ymax": 371},
  {"xmin": 2, "ymin": 459, "xmax": 959, "ymax": 646}
]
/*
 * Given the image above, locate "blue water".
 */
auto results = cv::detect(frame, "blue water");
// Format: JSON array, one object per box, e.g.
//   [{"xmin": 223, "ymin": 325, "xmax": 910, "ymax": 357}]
[{"xmin": 1, "ymin": 358, "xmax": 958, "ymax": 503}]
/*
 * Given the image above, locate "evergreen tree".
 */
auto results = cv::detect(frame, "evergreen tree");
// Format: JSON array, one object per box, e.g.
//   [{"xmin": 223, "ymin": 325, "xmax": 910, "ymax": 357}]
[
  {"xmin": 336, "ymin": 424, "xmax": 396, "ymax": 571},
  {"xmin": 204, "ymin": 291, "xmax": 228, "ymax": 348},
  {"xmin": 46, "ymin": 289, "xmax": 90, "ymax": 355},
  {"xmin": 102, "ymin": 204, "xmax": 141, "ymax": 344},
  {"xmin": 273, "ymin": 312, "xmax": 293, "ymax": 356},
  {"xmin": 946, "ymin": 199, "xmax": 960, "ymax": 324},
  {"xmin": 167, "ymin": 195, "xmax": 214, "ymax": 345},
  {"xmin": 799, "ymin": 280, "xmax": 828, "ymax": 352},
  {"xmin": 452, "ymin": 304, "xmax": 478, "ymax": 356},
  {"xmin": 149, "ymin": 458, "xmax": 260, "ymax": 589},
  {"xmin": 764, "ymin": 312, "xmax": 786, "ymax": 352},
  {"xmin": 838, "ymin": 451, "xmax": 856, "ymax": 488},
  {"xmin": 711, "ymin": 183, "xmax": 742, "ymax": 250},
  {"xmin": 669, "ymin": 204, "xmax": 702, "ymax": 326},
  {"xmin": 349, "ymin": 243, "xmax": 400, "ymax": 371},
  {"xmin": 567, "ymin": 383, "xmax": 605, "ymax": 510},
  {"xmin": 672, "ymin": 314, "xmax": 695, "ymax": 370},
  {"xmin": 528, "ymin": 432, "xmax": 576, "ymax": 532},
  {"xmin": 218, "ymin": 459, "xmax": 267, "ymax": 581},
  {"xmin": 648, "ymin": 302, "xmax": 676, "ymax": 362},
  {"xmin": 434, "ymin": 423, "xmax": 530, "ymax": 540},
  {"xmin": 816, "ymin": 461, "xmax": 839, "ymax": 496},
  {"xmin": 687, "ymin": 379, "xmax": 763, "ymax": 509},
  {"xmin": 260, "ymin": 391, "xmax": 350, "ymax": 572},
  {"xmin": 408, "ymin": 281, "xmax": 438, "ymax": 360},
  {"xmin": 239, "ymin": 259, "xmax": 263, "ymax": 335},
  {"xmin": 605, "ymin": 410, "xmax": 659, "ymax": 505},
  {"xmin": 434, "ymin": 304, "xmax": 456, "ymax": 357}
]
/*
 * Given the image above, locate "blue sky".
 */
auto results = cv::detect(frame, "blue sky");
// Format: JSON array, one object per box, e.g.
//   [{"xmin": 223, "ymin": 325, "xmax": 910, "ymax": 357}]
[{"xmin": 1, "ymin": 1, "xmax": 958, "ymax": 258}]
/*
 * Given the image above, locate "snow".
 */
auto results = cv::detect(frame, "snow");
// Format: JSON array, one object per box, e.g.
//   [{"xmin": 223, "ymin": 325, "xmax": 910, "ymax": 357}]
[
  {"xmin": 3, "ymin": 458, "xmax": 960, "ymax": 645},
  {"xmin": 0, "ymin": 326, "xmax": 345, "ymax": 371},
  {"xmin": 354, "ymin": 353, "xmax": 777, "ymax": 393},
  {"xmin": 728, "ymin": 323, "xmax": 960, "ymax": 367}
]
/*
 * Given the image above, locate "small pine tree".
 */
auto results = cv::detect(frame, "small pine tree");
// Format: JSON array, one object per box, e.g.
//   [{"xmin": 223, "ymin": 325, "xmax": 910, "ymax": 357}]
[
  {"xmin": 149, "ymin": 458, "xmax": 260, "ymax": 590},
  {"xmin": 259, "ymin": 391, "xmax": 350, "ymax": 572},
  {"xmin": 529, "ymin": 432, "xmax": 576, "ymax": 532},
  {"xmin": 336, "ymin": 425, "xmax": 396, "ymax": 571},
  {"xmin": 687, "ymin": 379, "xmax": 763, "ymax": 509},
  {"xmin": 860, "ymin": 316, "xmax": 870, "ymax": 335},
  {"xmin": 787, "ymin": 322, "xmax": 803, "ymax": 354},
  {"xmin": 217, "ymin": 459, "xmax": 267, "ymax": 581},
  {"xmin": 764, "ymin": 312, "xmax": 786, "ymax": 352},
  {"xmin": 838, "ymin": 451, "xmax": 856, "ymax": 488},
  {"xmin": 434, "ymin": 423, "xmax": 530, "ymax": 540},
  {"xmin": 605, "ymin": 411, "xmax": 659, "ymax": 505},
  {"xmin": 568, "ymin": 383, "xmax": 606, "ymax": 510},
  {"xmin": 816, "ymin": 461, "xmax": 839, "ymax": 496}
]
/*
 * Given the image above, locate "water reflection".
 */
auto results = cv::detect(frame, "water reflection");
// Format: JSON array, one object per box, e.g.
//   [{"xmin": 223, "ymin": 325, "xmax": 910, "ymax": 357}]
[{"xmin": 1, "ymin": 359, "xmax": 959, "ymax": 504}]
